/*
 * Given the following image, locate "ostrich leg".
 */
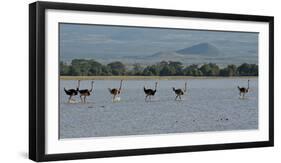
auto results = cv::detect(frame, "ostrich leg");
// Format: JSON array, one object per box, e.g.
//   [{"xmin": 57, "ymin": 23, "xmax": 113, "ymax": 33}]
[
  {"xmin": 113, "ymin": 95, "xmax": 116, "ymax": 102},
  {"xmin": 68, "ymin": 95, "xmax": 72, "ymax": 103},
  {"xmin": 175, "ymin": 95, "xmax": 178, "ymax": 101}
]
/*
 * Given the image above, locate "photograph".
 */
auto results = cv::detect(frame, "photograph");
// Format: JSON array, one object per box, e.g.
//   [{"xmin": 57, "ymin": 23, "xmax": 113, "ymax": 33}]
[
  {"xmin": 59, "ymin": 23, "xmax": 259, "ymax": 139},
  {"xmin": 29, "ymin": 1, "xmax": 273, "ymax": 161}
]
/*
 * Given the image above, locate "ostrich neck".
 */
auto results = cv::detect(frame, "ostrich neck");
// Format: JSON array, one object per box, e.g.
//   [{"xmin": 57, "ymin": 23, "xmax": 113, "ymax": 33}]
[
  {"xmin": 119, "ymin": 81, "xmax": 123, "ymax": 90},
  {"xmin": 90, "ymin": 82, "xmax": 94, "ymax": 92},
  {"xmin": 77, "ymin": 81, "xmax": 80, "ymax": 90}
]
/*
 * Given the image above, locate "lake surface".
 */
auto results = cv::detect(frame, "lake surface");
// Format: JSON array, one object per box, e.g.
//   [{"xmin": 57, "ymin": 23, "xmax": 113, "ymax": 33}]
[{"xmin": 59, "ymin": 78, "xmax": 258, "ymax": 139}]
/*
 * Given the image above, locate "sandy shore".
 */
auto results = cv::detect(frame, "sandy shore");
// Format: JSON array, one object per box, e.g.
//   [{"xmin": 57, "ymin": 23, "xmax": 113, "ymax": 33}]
[{"xmin": 60, "ymin": 76, "xmax": 258, "ymax": 80}]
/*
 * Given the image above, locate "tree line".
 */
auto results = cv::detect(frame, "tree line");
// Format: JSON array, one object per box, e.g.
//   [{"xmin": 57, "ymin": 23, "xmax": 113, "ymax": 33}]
[{"xmin": 60, "ymin": 59, "xmax": 258, "ymax": 76}]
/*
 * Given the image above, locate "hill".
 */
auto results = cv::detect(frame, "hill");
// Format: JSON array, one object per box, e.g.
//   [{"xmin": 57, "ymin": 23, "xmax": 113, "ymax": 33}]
[{"xmin": 176, "ymin": 42, "xmax": 221, "ymax": 56}]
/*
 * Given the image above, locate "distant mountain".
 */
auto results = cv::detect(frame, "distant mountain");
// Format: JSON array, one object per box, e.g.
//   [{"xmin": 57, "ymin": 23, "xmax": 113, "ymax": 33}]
[
  {"xmin": 140, "ymin": 42, "xmax": 222, "ymax": 61},
  {"xmin": 148, "ymin": 51, "xmax": 185, "ymax": 59},
  {"xmin": 176, "ymin": 42, "xmax": 221, "ymax": 56},
  {"xmin": 117, "ymin": 43, "xmax": 224, "ymax": 64},
  {"xmin": 96, "ymin": 42, "xmax": 257, "ymax": 66}
]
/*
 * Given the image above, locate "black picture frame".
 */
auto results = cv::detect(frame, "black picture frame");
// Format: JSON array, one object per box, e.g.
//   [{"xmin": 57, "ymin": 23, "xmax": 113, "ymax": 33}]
[{"xmin": 29, "ymin": 1, "xmax": 274, "ymax": 162}]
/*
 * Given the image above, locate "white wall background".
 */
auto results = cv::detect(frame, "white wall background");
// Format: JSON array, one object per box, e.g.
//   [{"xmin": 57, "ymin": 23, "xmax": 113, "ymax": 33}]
[{"xmin": 0, "ymin": 0, "xmax": 279, "ymax": 162}]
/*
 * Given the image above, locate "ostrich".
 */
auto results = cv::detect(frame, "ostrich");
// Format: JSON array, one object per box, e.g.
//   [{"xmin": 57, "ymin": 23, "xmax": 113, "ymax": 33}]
[
  {"xmin": 108, "ymin": 80, "xmax": 123, "ymax": 102},
  {"xmin": 78, "ymin": 80, "xmax": 94, "ymax": 103},
  {"xmin": 64, "ymin": 81, "xmax": 79, "ymax": 103},
  {"xmin": 173, "ymin": 82, "xmax": 187, "ymax": 100},
  {"xmin": 143, "ymin": 82, "xmax": 158, "ymax": 101},
  {"xmin": 238, "ymin": 80, "xmax": 250, "ymax": 98}
]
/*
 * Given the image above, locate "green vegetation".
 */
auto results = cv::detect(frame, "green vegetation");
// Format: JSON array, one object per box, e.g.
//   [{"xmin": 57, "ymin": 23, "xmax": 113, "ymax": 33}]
[{"xmin": 60, "ymin": 59, "xmax": 258, "ymax": 77}]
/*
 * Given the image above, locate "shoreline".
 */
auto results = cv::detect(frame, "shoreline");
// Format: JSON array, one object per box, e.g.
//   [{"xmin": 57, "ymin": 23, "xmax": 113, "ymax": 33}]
[{"xmin": 60, "ymin": 76, "xmax": 258, "ymax": 80}]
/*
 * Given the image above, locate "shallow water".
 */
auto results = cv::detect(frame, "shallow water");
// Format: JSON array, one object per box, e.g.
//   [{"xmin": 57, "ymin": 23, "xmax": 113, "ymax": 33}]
[{"xmin": 59, "ymin": 78, "xmax": 258, "ymax": 139}]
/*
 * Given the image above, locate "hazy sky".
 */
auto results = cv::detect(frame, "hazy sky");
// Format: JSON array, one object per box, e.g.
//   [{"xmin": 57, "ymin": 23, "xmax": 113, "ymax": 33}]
[{"xmin": 59, "ymin": 23, "xmax": 258, "ymax": 61}]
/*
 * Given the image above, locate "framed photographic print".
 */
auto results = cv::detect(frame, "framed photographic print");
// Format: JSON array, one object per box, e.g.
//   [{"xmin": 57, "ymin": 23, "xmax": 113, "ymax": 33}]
[{"xmin": 29, "ymin": 1, "xmax": 274, "ymax": 162}]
